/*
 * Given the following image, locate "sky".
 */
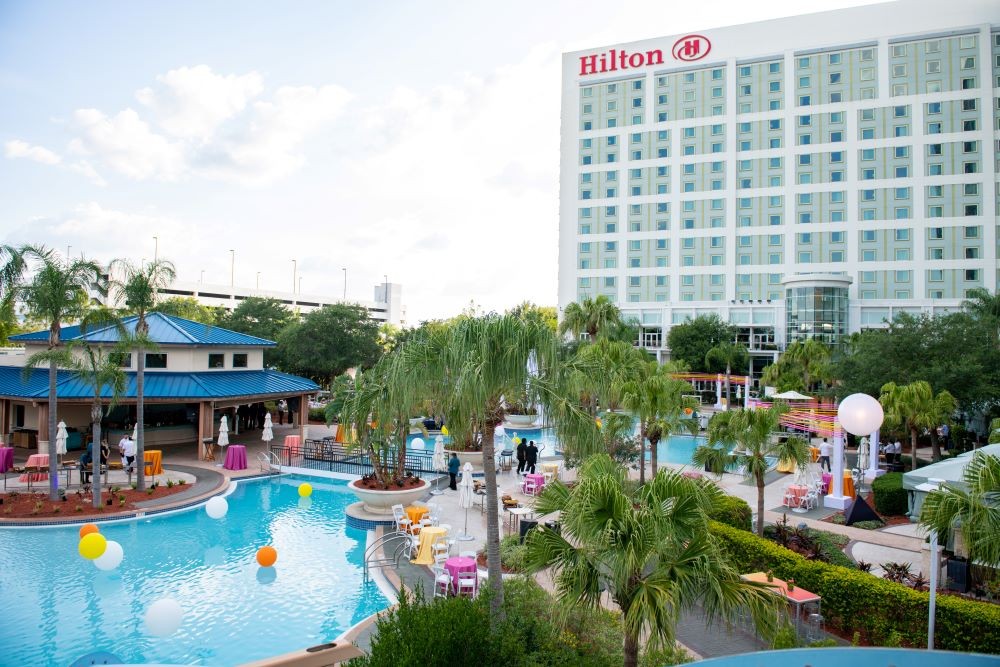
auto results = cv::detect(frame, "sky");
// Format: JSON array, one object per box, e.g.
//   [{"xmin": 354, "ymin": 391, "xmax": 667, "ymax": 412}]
[{"xmin": 0, "ymin": 0, "xmax": 879, "ymax": 323}]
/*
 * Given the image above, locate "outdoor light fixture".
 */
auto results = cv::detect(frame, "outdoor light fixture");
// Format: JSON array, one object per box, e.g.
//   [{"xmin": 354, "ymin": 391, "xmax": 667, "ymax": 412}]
[{"xmin": 837, "ymin": 393, "xmax": 883, "ymax": 436}]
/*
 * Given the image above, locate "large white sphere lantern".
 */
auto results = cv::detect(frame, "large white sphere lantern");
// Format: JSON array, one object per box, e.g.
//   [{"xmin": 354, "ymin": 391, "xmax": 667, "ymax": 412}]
[{"xmin": 838, "ymin": 393, "xmax": 884, "ymax": 436}]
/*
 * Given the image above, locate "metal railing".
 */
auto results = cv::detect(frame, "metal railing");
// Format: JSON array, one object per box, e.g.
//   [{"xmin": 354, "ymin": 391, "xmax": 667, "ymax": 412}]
[
  {"xmin": 258, "ymin": 450, "xmax": 281, "ymax": 474},
  {"xmin": 269, "ymin": 439, "xmax": 439, "ymax": 476},
  {"xmin": 363, "ymin": 529, "xmax": 412, "ymax": 578}
]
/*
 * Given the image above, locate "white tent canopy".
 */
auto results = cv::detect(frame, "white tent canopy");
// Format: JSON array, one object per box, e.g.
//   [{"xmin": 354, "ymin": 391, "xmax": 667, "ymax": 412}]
[
  {"xmin": 902, "ymin": 445, "xmax": 1000, "ymax": 519},
  {"xmin": 772, "ymin": 390, "xmax": 813, "ymax": 400}
]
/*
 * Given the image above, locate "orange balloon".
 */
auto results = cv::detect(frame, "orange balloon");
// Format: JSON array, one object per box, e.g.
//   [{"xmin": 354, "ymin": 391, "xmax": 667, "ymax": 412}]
[
  {"xmin": 79, "ymin": 523, "xmax": 100, "ymax": 539},
  {"xmin": 684, "ymin": 407, "xmax": 693, "ymax": 416},
  {"xmin": 256, "ymin": 546, "xmax": 278, "ymax": 567}
]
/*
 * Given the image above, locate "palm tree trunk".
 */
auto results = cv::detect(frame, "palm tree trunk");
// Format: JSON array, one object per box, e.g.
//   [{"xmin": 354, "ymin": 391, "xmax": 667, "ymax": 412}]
[
  {"xmin": 929, "ymin": 429, "xmax": 941, "ymax": 462},
  {"xmin": 650, "ymin": 434, "xmax": 659, "ymax": 478},
  {"xmin": 47, "ymin": 328, "xmax": 59, "ymax": 501},
  {"xmin": 756, "ymin": 473, "xmax": 766, "ymax": 536},
  {"xmin": 725, "ymin": 363, "xmax": 731, "ymax": 411},
  {"xmin": 910, "ymin": 427, "xmax": 919, "ymax": 471},
  {"xmin": 91, "ymin": 402, "xmax": 102, "ymax": 508},
  {"xmin": 623, "ymin": 628, "xmax": 639, "ymax": 667},
  {"xmin": 136, "ymin": 343, "xmax": 146, "ymax": 491},
  {"xmin": 638, "ymin": 423, "xmax": 646, "ymax": 486},
  {"xmin": 481, "ymin": 420, "xmax": 505, "ymax": 624}
]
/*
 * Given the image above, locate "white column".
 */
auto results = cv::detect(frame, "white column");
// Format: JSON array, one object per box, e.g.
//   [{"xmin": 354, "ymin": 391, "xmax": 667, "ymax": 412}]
[
  {"xmin": 865, "ymin": 428, "xmax": 884, "ymax": 482},
  {"xmin": 714, "ymin": 373, "xmax": 723, "ymax": 409},
  {"xmin": 824, "ymin": 419, "xmax": 851, "ymax": 509},
  {"xmin": 743, "ymin": 375, "xmax": 750, "ymax": 409}
]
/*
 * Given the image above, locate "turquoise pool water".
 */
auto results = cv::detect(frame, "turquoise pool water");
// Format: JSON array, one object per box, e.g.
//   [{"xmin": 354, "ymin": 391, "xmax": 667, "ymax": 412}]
[{"xmin": 0, "ymin": 474, "xmax": 388, "ymax": 666}]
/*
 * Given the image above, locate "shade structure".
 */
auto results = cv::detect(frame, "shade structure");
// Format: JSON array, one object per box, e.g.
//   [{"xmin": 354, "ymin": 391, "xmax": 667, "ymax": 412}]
[
  {"xmin": 218, "ymin": 415, "xmax": 229, "ymax": 447},
  {"xmin": 432, "ymin": 436, "xmax": 446, "ymax": 472},
  {"xmin": 261, "ymin": 413, "xmax": 273, "ymax": 443},
  {"xmin": 772, "ymin": 390, "xmax": 813, "ymax": 400},
  {"xmin": 458, "ymin": 462, "xmax": 475, "ymax": 541},
  {"xmin": 55, "ymin": 421, "xmax": 68, "ymax": 456}
]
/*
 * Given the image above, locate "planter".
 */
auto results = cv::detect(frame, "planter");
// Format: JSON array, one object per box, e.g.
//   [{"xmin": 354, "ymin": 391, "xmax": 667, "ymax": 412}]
[
  {"xmin": 445, "ymin": 449, "xmax": 482, "ymax": 468},
  {"xmin": 348, "ymin": 478, "xmax": 431, "ymax": 515},
  {"xmin": 505, "ymin": 414, "xmax": 538, "ymax": 427},
  {"xmin": 408, "ymin": 417, "xmax": 425, "ymax": 427}
]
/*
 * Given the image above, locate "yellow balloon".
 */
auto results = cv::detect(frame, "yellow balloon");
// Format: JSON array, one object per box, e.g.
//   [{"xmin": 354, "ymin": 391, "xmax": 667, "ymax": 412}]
[
  {"xmin": 595, "ymin": 418, "xmax": 603, "ymax": 430},
  {"xmin": 441, "ymin": 426, "xmax": 449, "ymax": 436},
  {"xmin": 513, "ymin": 437, "xmax": 521, "ymax": 445},
  {"xmin": 298, "ymin": 483, "xmax": 313, "ymax": 498},
  {"xmin": 79, "ymin": 532, "xmax": 108, "ymax": 560}
]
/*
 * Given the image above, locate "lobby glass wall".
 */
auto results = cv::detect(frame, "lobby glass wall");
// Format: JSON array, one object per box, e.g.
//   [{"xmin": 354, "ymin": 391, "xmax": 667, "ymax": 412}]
[{"xmin": 785, "ymin": 285, "xmax": 849, "ymax": 345}]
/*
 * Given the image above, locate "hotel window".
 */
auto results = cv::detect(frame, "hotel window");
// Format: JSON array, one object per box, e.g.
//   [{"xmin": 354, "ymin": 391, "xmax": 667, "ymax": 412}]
[
  {"xmin": 895, "ymin": 229, "xmax": 910, "ymax": 241},
  {"xmin": 861, "ymin": 68, "xmax": 874, "ymax": 81},
  {"xmin": 929, "ymin": 206, "xmax": 943, "ymax": 218},
  {"xmin": 798, "ymin": 251, "xmax": 812, "ymax": 263},
  {"xmin": 146, "ymin": 353, "xmax": 168, "ymax": 369},
  {"xmin": 656, "ymin": 220, "xmax": 668, "ymax": 231},
  {"xmin": 769, "ymin": 62, "xmax": 781, "ymax": 73},
  {"xmin": 710, "ymin": 255, "xmax": 723, "ymax": 265},
  {"xmin": 892, "ymin": 44, "xmax": 907, "ymax": 57},
  {"xmin": 582, "ymin": 87, "xmax": 593, "ymax": 97},
  {"xmin": 233, "ymin": 353, "xmax": 248, "ymax": 368},
  {"xmin": 929, "ymin": 248, "xmax": 944, "ymax": 259},
  {"xmin": 964, "ymin": 183, "xmax": 979, "ymax": 196},
  {"xmin": 799, "ymin": 95, "xmax": 811, "ymax": 106},
  {"xmin": 929, "ymin": 270, "xmax": 943, "ymax": 282},
  {"xmin": 862, "ymin": 230, "xmax": 876, "ymax": 242},
  {"xmin": 965, "ymin": 247, "xmax": 980, "ymax": 259},
  {"xmin": 830, "ymin": 191, "xmax": 844, "ymax": 203},
  {"xmin": 961, "ymin": 77, "xmax": 976, "ymax": 89},
  {"xmin": 965, "ymin": 204, "xmax": 980, "ymax": 217},
  {"xmin": 769, "ymin": 235, "xmax": 782, "ymax": 246},
  {"xmin": 895, "ymin": 166, "xmax": 909, "ymax": 178},
  {"xmin": 892, "ymin": 84, "xmax": 908, "ymax": 96},
  {"xmin": 604, "ymin": 277, "xmax": 616, "ymax": 288},
  {"xmin": 929, "ymin": 227, "xmax": 943, "ymax": 239},
  {"xmin": 605, "ymin": 222, "xmax": 617, "ymax": 233},
  {"xmin": 862, "ymin": 250, "xmax": 876, "ymax": 261},
  {"xmin": 861, "ymin": 271, "xmax": 876, "ymax": 283},
  {"xmin": 768, "ymin": 253, "xmax": 781, "ymax": 264},
  {"xmin": 831, "ymin": 231, "xmax": 844, "ymax": 243},
  {"xmin": 830, "ymin": 131, "xmax": 843, "ymax": 143},
  {"xmin": 965, "ymin": 269, "xmax": 979, "ymax": 282},
  {"xmin": 830, "ymin": 152, "xmax": 843, "ymax": 163},
  {"xmin": 607, "ymin": 119, "xmax": 617, "ymax": 128},
  {"xmin": 738, "ymin": 65, "xmax": 751, "ymax": 77},
  {"xmin": 799, "ymin": 57, "xmax": 810, "ymax": 68},
  {"xmin": 682, "ymin": 256, "xmax": 694, "ymax": 266},
  {"xmin": 861, "ymin": 168, "xmax": 875, "ymax": 180},
  {"xmin": 963, "ymin": 162, "xmax": 978, "ymax": 173},
  {"xmin": 831, "ymin": 251, "xmax": 845, "ymax": 262},
  {"xmin": 892, "ymin": 64, "xmax": 906, "ymax": 78},
  {"xmin": 769, "ymin": 215, "xmax": 782, "ymax": 225},
  {"xmin": 115, "ymin": 353, "xmax": 132, "ymax": 368},
  {"xmin": 962, "ymin": 99, "xmax": 977, "ymax": 111},
  {"xmin": 769, "ymin": 81, "xmax": 781, "ymax": 92},
  {"xmin": 799, "ymin": 233, "xmax": 812, "ymax": 243},
  {"xmin": 894, "ymin": 126, "xmax": 909, "ymax": 137},
  {"xmin": 895, "ymin": 187, "xmax": 910, "ymax": 200},
  {"xmin": 963, "ymin": 119, "xmax": 978, "ymax": 131},
  {"xmin": 769, "ymin": 138, "xmax": 781, "ymax": 148},
  {"xmin": 894, "ymin": 249, "xmax": 911, "ymax": 261},
  {"xmin": 961, "ymin": 56, "xmax": 976, "ymax": 69},
  {"xmin": 861, "ymin": 128, "xmax": 875, "ymax": 140}
]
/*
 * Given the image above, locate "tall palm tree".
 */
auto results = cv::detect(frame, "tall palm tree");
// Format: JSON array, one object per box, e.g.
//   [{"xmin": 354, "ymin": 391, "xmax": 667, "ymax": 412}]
[
  {"xmin": 524, "ymin": 454, "xmax": 779, "ymax": 667},
  {"xmin": 919, "ymin": 451, "xmax": 1000, "ymax": 568},
  {"xmin": 705, "ymin": 341, "xmax": 749, "ymax": 409},
  {"xmin": 693, "ymin": 405, "xmax": 809, "ymax": 536},
  {"xmin": 109, "ymin": 258, "xmax": 176, "ymax": 490},
  {"xmin": 26, "ymin": 313, "xmax": 128, "ymax": 507},
  {"xmin": 558, "ymin": 295, "xmax": 623, "ymax": 341},
  {"xmin": 570, "ymin": 338, "xmax": 647, "ymax": 414},
  {"xmin": 880, "ymin": 381, "xmax": 957, "ymax": 470},
  {"xmin": 962, "ymin": 287, "xmax": 1000, "ymax": 337},
  {"xmin": 761, "ymin": 338, "xmax": 833, "ymax": 395},
  {"xmin": 14, "ymin": 249, "xmax": 105, "ymax": 499}
]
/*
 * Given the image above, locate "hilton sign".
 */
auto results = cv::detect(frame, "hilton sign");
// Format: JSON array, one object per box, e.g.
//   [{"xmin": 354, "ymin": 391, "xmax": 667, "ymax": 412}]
[{"xmin": 578, "ymin": 35, "xmax": 712, "ymax": 76}]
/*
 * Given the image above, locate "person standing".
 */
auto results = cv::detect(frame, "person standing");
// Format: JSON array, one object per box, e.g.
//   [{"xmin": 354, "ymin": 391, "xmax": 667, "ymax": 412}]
[
  {"xmin": 818, "ymin": 438, "xmax": 832, "ymax": 472},
  {"xmin": 122, "ymin": 434, "xmax": 136, "ymax": 473},
  {"xmin": 277, "ymin": 399, "xmax": 287, "ymax": 425},
  {"xmin": 515, "ymin": 438, "xmax": 527, "ymax": 475},
  {"xmin": 525, "ymin": 440, "xmax": 538, "ymax": 475},
  {"xmin": 448, "ymin": 452, "xmax": 460, "ymax": 491}
]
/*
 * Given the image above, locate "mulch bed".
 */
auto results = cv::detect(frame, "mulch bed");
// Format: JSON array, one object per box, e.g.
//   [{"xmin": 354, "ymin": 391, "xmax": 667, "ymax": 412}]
[
  {"xmin": 819, "ymin": 491, "xmax": 911, "ymax": 528},
  {"xmin": 476, "ymin": 552, "xmax": 520, "ymax": 574},
  {"xmin": 0, "ymin": 484, "xmax": 190, "ymax": 520},
  {"xmin": 354, "ymin": 475, "xmax": 425, "ymax": 491}
]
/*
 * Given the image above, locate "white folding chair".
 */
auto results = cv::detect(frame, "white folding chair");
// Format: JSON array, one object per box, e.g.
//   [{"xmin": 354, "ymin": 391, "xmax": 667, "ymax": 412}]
[
  {"xmin": 432, "ymin": 536, "xmax": 450, "ymax": 559},
  {"xmin": 392, "ymin": 504, "xmax": 413, "ymax": 534},
  {"xmin": 456, "ymin": 570, "xmax": 477, "ymax": 597},
  {"xmin": 419, "ymin": 518, "xmax": 433, "ymax": 532},
  {"xmin": 523, "ymin": 480, "xmax": 538, "ymax": 496},
  {"xmin": 432, "ymin": 566, "xmax": 452, "ymax": 598}
]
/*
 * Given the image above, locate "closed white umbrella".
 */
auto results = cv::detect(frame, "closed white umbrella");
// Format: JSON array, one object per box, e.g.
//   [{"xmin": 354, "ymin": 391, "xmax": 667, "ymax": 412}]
[
  {"xmin": 458, "ymin": 462, "xmax": 475, "ymax": 541},
  {"xmin": 215, "ymin": 415, "xmax": 230, "ymax": 467},
  {"xmin": 261, "ymin": 413, "xmax": 274, "ymax": 444},
  {"xmin": 432, "ymin": 436, "xmax": 446, "ymax": 472},
  {"xmin": 132, "ymin": 422, "xmax": 138, "ymax": 440},
  {"xmin": 55, "ymin": 421, "xmax": 68, "ymax": 458}
]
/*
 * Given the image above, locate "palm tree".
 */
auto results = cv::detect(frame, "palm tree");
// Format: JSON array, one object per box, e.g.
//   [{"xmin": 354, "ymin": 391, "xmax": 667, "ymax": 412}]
[
  {"xmin": 570, "ymin": 338, "xmax": 647, "ymax": 414},
  {"xmin": 919, "ymin": 451, "xmax": 1000, "ymax": 568},
  {"xmin": 14, "ymin": 249, "xmax": 105, "ymax": 499},
  {"xmin": 558, "ymin": 295, "xmax": 623, "ymax": 341},
  {"xmin": 693, "ymin": 405, "xmax": 809, "ymax": 536},
  {"xmin": 880, "ymin": 381, "xmax": 957, "ymax": 470},
  {"xmin": 962, "ymin": 287, "xmax": 1000, "ymax": 337},
  {"xmin": 109, "ymin": 258, "xmax": 176, "ymax": 490},
  {"xmin": 26, "ymin": 314, "xmax": 128, "ymax": 507},
  {"xmin": 524, "ymin": 453, "xmax": 779, "ymax": 667},
  {"xmin": 761, "ymin": 339, "xmax": 833, "ymax": 395},
  {"xmin": 705, "ymin": 341, "xmax": 749, "ymax": 409}
]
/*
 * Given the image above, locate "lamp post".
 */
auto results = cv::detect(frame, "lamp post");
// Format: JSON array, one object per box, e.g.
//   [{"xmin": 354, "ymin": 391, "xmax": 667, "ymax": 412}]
[
  {"xmin": 229, "ymin": 249, "xmax": 235, "ymax": 287},
  {"xmin": 199, "ymin": 269, "xmax": 204, "ymax": 284},
  {"xmin": 298, "ymin": 277, "xmax": 302, "ymax": 295},
  {"xmin": 342, "ymin": 267, "xmax": 347, "ymax": 299},
  {"xmin": 256, "ymin": 272, "xmax": 261, "ymax": 291},
  {"xmin": 830, "ymin": 393, "xmax": 884, "ymax": 510},
  {"xmin": 153, "ymin": 236, "xmax": 158, "ymax": 261},
  {"xmin": 291, "ymin": 260, "xmax": 297, "ymax": 294}
]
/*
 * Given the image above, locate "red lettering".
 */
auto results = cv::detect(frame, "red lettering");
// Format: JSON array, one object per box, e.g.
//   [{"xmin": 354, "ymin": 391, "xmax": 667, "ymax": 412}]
[
  {"xmin": 681, "ymin": 40, "xmax": 700, "ymax": 58},
  {"xmin": 579, "ymin": 54, "xmax": 598, "ymax": 76},
  {"xmin": 619, "ymin": 50, "xmax": 630, "ymax": 69},
  {"xmin": 646, "ymin": 49, "xmax": 664, "ymax": 66},
  {"xmin": 609, "ymin": 49, "xmax": 617, "ymax": 71},
  {"xmin": 628, "ymin": 53, "xmax": 644, "ymax": 68}
]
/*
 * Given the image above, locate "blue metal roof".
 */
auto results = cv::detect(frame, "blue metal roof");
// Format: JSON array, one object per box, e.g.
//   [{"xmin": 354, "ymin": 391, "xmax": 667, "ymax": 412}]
[
  {"xmin": 9, "ymin": 312, "xmax": 275, "ymax": 347},
  {"xmin": 0, "ymin": 366, "xmax": 317, "ymax": 400}
]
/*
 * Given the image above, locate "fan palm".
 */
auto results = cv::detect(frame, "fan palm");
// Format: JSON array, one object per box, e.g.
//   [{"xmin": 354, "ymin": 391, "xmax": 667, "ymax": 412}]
[
  {"xmin": 558, "ymin": 295, "xmax": 623, "ymax": 341},
  {"xmin": 693, "ymin": 405, "xmax": 808, "ymax": 536},
  {"xmin": 880, "ymin": 381, "xmax": 957, "ymax": 470},
  {"xmin": 704, "ymin": 341, "xmax": 749, "ymax": 409},
  {"xmin": 524, "ymin": 453, "xmax": 779, "ymax": 667},
  {"xmin": 570, "ymin": 337, "xmax": 647, "ymax": 414},
  {"xmin": 919, "ymin": 451, "xmax": 1000, "ymax": 568},
  {"xmin": 109, "ymin": 258, "xmax": 176, "ymax": 489},
  {"xmin": 13, "ymin": 248, "xmax": 105, "ymax": 499}
]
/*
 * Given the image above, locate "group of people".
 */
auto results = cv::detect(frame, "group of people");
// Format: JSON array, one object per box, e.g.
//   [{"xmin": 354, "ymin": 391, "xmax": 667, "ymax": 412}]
[
  {"xmin": 882, "ymin": 439, "xmax": 904, "ymax": 464},
  {"xmin": 77, "ymin": 433, "xmax": 140, "ymax": 485},
  {"xmin": 515, "ymin": 439, "xmax": 539, "ymax": 475}
]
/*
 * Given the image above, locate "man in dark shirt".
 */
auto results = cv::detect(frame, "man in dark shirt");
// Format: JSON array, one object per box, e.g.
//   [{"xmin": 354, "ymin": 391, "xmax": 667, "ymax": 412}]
[
  {"xmin": 515, "ymin": 439, "xmax": 527, "ymax": 475},
  {"xmin": 525, "ymin": 440, "xmax": 539, "ymax": 474}
]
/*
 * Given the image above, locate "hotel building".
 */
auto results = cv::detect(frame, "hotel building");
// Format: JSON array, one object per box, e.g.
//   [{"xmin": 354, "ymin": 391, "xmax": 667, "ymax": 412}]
[{"xmin": 558, "ymin": 0, "xmax": 999, "ymax": 363}]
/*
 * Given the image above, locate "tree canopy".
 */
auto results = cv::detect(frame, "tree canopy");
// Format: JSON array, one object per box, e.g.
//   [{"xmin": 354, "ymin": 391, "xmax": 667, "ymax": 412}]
[
  {"xmin": 277, "ymin": 304, "xmax": 381, "ymax": 386},
  {"xmin": 151, "ymin": 296, "xmax": 222, "ymax": 324},
  {"xmin": 217, "ymin": 297, "xmax": 297, "ymax": 367},
  {"xmin": 666, "ymin": 314, "xmax": 733, "ymax": 372}
]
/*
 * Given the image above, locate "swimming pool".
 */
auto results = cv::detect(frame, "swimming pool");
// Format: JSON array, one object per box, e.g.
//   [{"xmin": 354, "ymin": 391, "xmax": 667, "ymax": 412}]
[{"xmin": 0, "ymin": 474, "xmax": 389, "ymax": 666}]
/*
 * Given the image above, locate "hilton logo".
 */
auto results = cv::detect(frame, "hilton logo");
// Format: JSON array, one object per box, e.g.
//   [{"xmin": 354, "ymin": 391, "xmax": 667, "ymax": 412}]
[{"xmin": 578, "ymin": 35, "xmax": 712, "ymax": 76}]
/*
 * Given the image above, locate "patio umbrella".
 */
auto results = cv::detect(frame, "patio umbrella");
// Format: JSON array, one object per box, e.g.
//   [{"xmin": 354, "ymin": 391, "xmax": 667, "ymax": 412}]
[
  {"xmin": 432, "ymin": 436, "xmax": 446, "ymax": 472},
  {"xmin": 132, "ymin": 422, "xmax": 138, "ymax": 440},
  {"xmin": 772, "ymin": 390, "xmax": 813, "ymax": 400},
  {"xmin": 262, "ymin": 413, "xmax": 274, "ymax": 444},
  {"xmin": 458, "ymin": 462, "xmax": 475, "ymax": 541},
  {"xmin": 55, "ymin": 421, "xmax": 68, "ymax": 458}
]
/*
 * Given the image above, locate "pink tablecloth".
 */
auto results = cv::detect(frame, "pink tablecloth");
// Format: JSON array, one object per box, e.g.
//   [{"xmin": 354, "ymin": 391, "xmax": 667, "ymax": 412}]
[
  {"xmin": 785, "ymin": 484, "xmax": 809, "ymax": 508},
  {"xmin": 20, "ymin": 453, "xmax": 49, "ymax": 482},
  {"xmin": 224, "ymin": 445, "xmax": 248, "ymax": 470},
  {"xmin": 444, "ymin": 556, "xmax": 477, "ymax": 592},
  {"xmin": 523, "ymin": 473, "xmax": 545, "ymax": 494},
  {"xmin": 284, "ymin": 435, "xmax": 302, "ymax": 456},
  {"xmin": 0, "ymin": 447, "xmax": 13, "ymax": 473}
]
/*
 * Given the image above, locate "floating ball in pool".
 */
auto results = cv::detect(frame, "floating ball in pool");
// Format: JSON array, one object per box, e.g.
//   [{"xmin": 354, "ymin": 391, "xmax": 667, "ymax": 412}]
[
  {"xmin": 79, "ymin": 523, "xmax": 100, "ymax": 539},
  {"xmin": 145, "ymin": 598, "xmax": 184, "ymax": 637},
  {"xmin": 205, "ymin": 496, "xmax": 228, "ymax": 519},
  {"xmin": 298, "ymin": 482, "xmax": 312, "ymax": 498},
  {"xmin": 79, "ymin": 532, "xmax": 108, "ymax": 560},
  {"xmin": 256, "ymin": 546, "xmax": 278, "ymax": 567},
  {"xmin": 94, "ymin": 540, "xmax": 124, "ymax": 571}
]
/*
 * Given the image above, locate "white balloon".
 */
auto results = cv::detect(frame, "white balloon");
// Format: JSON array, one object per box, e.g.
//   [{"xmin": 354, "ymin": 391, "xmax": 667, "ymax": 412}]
[
  {"xmin": 205, "ymin": 496, "xmax": 228, "ymax": 520},
  {"xmin": 145, "ymin": 598, "xmax": 184, "ymax": 637},
  {"xmin": 93, "ymin": 540, "xmax": 124, "ymax": 571},
  {"xmin": 838, "ymin": 393, "xmax": 885, "ymax": 436},
  {"xmin": 411, "ymin": 437, "xmax": 425, "ymax": 449}
]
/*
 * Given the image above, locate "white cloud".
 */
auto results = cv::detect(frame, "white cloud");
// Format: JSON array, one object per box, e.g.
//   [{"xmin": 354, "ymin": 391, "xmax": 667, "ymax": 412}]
[
  {"xmin": 66, "ymin": 161, "xmax": 108, "ymax": 187},
  {"xmin": 5, "ymin": 139, "xmax": 62, "ymax": 165},
  {"xmin": 136, "ymin": 65, "xmax": 263, "ymax": 141},
  {"xmin": 70, "ymin": 107, "xmax": 186, "ymax": 181}
]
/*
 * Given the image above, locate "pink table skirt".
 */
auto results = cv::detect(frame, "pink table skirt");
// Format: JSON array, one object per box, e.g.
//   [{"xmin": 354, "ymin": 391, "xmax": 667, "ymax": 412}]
[
  {"xmin": 20, "ymin": 453, "xmax": 49, "ymax": 482},
  {"xmin": 444, "ymin": 556, "xmax": 477, "ymax": 592},
  {"xmin": 284, "ymin": 435, "xmax": 302, "ymax": 456},
  {"xmin": 224, "ymin": 445, "xmax": 248, "ymax": 470},
  {"xmin": 821, "ymin": 473, "xmax": 832, "ymax": 494},
  {"xmin": 523, "ymin": 473, "xmax": 545, "ymax": 493},
  {"xmin": 0, "ymin": 447, "xmax": 13, "ymax": 473}
]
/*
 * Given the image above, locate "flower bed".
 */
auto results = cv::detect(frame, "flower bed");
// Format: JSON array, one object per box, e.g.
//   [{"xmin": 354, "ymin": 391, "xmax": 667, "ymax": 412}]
[{"xmin": 0, "ymin": 483, "xmax": 189, "ymax": 520}]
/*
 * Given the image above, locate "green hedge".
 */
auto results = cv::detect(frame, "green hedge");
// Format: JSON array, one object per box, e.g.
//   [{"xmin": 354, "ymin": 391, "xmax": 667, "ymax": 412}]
[
  {"xmin": 710, "ymin": 521, "xmax": 1000, "ymax": 653},
  {"xmin": 708, "ymin": 494, "xmax": 753, "ymax": 531},
  {"xmin": 871, "ymin": 473, "xmax": 908, "ymax": 516}
]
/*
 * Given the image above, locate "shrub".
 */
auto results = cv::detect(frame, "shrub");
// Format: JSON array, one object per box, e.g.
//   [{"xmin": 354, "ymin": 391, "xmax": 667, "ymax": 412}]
[
  {"xmin": 710, "ymin": 521, "xmax": 1000, "ymax": 653},
  {"xmin": 639, "ymin": 642, "xmax": 693, "ymax": 666},
  {"xmin": 499, "ymin": 535, "xmax": 528, "ymax": 573},
  {"xmin": 872, "ymin": 473, "xmax": 908, "ymax": 516},
  {"xmin": 708, "ymin": 494, "xmax": 752, "ymax": 531},
  {"xmin": 308, "ymin": 407, "xmax": 326, "ymax": 422}
]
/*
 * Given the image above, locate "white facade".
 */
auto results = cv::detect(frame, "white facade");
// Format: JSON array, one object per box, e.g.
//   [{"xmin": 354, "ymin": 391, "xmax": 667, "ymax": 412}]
[{"xmin": 559, "ymin": 0, "xmax": 1000, "ymax": 352}]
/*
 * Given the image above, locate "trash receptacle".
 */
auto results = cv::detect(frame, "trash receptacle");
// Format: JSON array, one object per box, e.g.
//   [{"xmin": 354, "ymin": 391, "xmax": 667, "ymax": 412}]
[
  {"xmin": 519, "ymin": 519, "xmax": 539, "ymax": 542},
  {"xmin": 544, "ymin": 520, "xmax": 561, "ymax": 536}
]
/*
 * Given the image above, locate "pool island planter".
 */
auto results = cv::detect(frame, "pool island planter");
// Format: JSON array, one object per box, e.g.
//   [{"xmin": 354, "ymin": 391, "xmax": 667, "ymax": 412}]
[
  {"xmin": 505, "ymin": 414, "xmax": 538, "ymax": 427},
  {"xmin": 348, "ymin": 478, "xmax": 432, "ymax": 514}
]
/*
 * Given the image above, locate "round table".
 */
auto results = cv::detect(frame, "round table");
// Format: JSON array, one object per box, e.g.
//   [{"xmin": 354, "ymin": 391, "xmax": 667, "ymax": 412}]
[
  {"xmin": 411, "ymin": 526, "xmax": 447, "ymax": 565},
  {"xmin": 144, "ymin": 450, "xmax": 163, "ymax": 476},
  {"xmin": 406, "ymin": 505, "xmax": 429, "ymax": 531},
  {"xmin": 443, "ymin": 556, "xmax": 477, "ymax": 593}
]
